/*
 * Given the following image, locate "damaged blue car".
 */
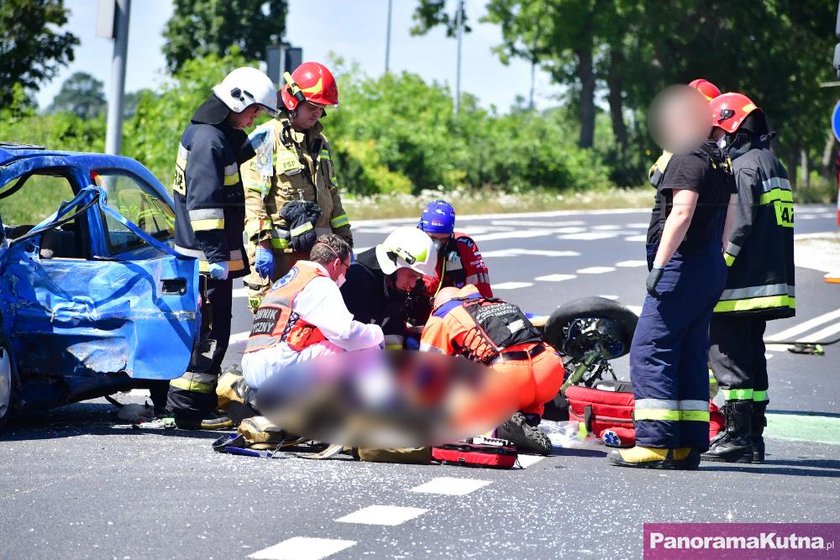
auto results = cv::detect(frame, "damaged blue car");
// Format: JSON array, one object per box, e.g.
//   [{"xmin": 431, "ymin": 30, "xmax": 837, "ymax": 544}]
[{"xmin": 0, "ymin": 143, "xmax": 201, "ymax": 426}]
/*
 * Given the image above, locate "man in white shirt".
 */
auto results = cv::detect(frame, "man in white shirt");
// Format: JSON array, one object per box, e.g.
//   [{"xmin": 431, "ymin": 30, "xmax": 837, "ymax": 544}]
[{"xmin": 241, "ymin": 234, "xmax": 384, "ymax": 390}]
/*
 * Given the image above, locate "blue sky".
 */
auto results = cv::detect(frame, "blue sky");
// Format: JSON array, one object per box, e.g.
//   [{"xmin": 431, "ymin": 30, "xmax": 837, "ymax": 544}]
[{"xmin": 36, "ymin": 0, "xmax": 559, "ymax": 112}]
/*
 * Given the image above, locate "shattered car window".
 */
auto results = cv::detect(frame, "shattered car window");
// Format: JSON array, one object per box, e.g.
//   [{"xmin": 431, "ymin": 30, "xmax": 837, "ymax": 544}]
[
  {"xmin": 92, "ymin": 170, "xmax": 176, "ymax": 253},
  {"xmin": 0, "ymin": 171, "xmax": 75, "ymax": 235}
]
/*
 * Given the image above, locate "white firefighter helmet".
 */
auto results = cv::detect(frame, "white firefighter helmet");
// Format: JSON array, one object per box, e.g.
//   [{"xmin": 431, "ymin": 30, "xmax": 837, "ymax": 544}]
[
  {"xmin": 376, "ymin": 227, "xmax": 438, "ymax": 277},
  {"xmin": 212, "ymin": 67, "xmax": 278, "ymax": 115}
]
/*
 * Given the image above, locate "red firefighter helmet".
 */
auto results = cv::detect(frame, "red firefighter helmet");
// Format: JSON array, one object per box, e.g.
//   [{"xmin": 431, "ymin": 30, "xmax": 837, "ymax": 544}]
[
  {"xmin": 688, "ymin": 78, "xmax": 721, "ymax": 102},
  {"xmin": 709, "ymin": 92, "xmax": 760, "ymax": 133},
  {"xmin": 280, "ymin": 62, "xmax": 339, "ymax": 111}
]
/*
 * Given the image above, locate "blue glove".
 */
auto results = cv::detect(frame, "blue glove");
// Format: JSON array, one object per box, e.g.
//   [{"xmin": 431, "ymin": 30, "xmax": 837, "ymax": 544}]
[
  {"xmin": 208, "ymin": 261, "xmax": 229, "ymax": 280},
  {"xmin": 255, "ymin": 246, "xmax": 275, "ymax": 279},
  {"xmin": 248, "ymin": 128, "xmax": 270, "ymax": 151}
]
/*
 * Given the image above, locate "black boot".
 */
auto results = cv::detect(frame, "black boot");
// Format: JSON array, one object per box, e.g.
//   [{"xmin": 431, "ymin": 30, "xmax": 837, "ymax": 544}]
[
  {"xmin": 702, "ymin": 400, "xmax": 753, "ymax": 463},
  {"xmin": 751, "ymin": 401, "xmax": 767, "ymax": 464},
  {"xmin": 496, "ymin": 412, "xmax": 553, "ymax": 455}
]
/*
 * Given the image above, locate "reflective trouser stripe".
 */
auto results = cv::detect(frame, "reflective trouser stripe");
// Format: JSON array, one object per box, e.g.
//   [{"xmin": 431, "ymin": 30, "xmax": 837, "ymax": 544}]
[
  {"xmin": 719, "ymin": 283, "xmax": 795, "ymax": 301},
  {"xmin": 714, "ymin": 294, "xmax": 795, "ymax": 313},
  {"xmin": 635, "ymin": 399, "xmax": 709, "ymax": 421},
  {"xmin": 330, "ymin": 214, "xmax": 350, "ymax": 228},
  {"xmin": 752, "ymin": 390, "xmax": 768, "ymax": 403},
  {"xmin": 723, "ymin": 388, "xmax": 753, "ymax": 400},
  {"xmin": 724, "ymin": 252, "xmax": 736, "ymax": 267},
  {"xmin": 170, "ymin": 371, "xmax": 217, "ymax": 393}
]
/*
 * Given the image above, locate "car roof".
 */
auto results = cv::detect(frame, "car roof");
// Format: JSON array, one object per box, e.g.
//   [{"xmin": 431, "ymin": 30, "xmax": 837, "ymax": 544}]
[{"xmin": 0, "ymin": 142, "xmax": 137, "ymax": 168}]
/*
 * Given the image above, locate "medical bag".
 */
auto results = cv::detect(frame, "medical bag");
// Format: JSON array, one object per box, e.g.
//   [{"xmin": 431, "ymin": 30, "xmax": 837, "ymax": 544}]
[{"xmin": 432, "ymin": 437, "xmax": 519, "ymax": 469}]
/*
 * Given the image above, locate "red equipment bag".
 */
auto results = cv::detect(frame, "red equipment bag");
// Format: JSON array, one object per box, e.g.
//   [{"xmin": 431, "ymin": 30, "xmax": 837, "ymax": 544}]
[
  {"xmin": 566, "ymin": 380, "xmax": 724, "ymax": 448},
  {"xmin": 566, "ymin": 380, "xmax": 636, "ymax": 447},
  {"xmin": 432, "ymin": 439, "xmax": 519, "ymax": 469}
]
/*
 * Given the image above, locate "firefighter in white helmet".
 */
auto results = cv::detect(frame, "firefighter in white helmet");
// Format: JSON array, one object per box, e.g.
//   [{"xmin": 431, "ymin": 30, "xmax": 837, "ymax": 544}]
[
  {"xmin": 167, "ymin": 66, "xmax": 277, "ymax": 430},
  {"xmin": 340, "ymin": 228, "xmax": 439, "ymax": 350}
]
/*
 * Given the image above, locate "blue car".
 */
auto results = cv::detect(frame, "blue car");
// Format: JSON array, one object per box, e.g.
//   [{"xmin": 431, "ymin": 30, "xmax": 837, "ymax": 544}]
[{"xmin": 0, "ymin": 143, "xmax": 201, "ymax": 426}]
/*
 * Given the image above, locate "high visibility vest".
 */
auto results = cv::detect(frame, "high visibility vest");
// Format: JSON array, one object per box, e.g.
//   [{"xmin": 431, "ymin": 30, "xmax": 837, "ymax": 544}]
[{"xmin": 244, "ymin": 264, "xmax": 328, "ymax": 353}]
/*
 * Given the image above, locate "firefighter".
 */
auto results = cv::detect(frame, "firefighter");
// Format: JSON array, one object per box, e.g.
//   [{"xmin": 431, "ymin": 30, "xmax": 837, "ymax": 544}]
[
  {"xmin": 420, "ymin": 286, "xmax": 565, "ymax": 455},
  {"xmin": 241, "ymin": 234, "xmax": 383, "ymax": 391},
  {"xmin": 406, "ymin": 200, "xmax": 492, "ymax": 326},
  {"xmin": 340, "ymin": 227, "xmax": 438, "ymax": 350},
  {"xmin": 703, "ymin": 93, "xmax": 795, "ymax": 464},
  {"xmin": 241, "ymin": 61, "xmax": 352, "ymax": 313},
  {"xmin": 609, "ymin": 86, "xmax": 737, "ymax": 469},
  {"xmin": 168, "ymin": 66, "xmax": 278, "ymax": 429}
]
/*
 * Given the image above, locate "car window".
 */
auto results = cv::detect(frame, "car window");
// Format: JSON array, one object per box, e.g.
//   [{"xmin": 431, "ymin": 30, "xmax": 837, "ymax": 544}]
[
  {"xmin": 0, "ymin": 171, "xmax": 76, "ymax": 229},
  {"xmin": 92, "ymin": 170, "xmax": 175, "ymax": 254}
]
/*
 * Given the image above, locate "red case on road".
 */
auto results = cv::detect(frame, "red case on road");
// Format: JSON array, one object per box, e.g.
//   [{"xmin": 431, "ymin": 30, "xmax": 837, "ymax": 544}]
[{"xmin": 432, "ymin": 442, "xmax": 518, "ymax": 469}]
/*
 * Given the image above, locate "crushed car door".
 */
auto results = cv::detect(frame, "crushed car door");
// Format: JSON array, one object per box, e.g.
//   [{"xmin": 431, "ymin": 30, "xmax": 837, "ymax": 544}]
[{"xmin": 1, "ymin": 186, "xmax": 200, "ymax": 380}]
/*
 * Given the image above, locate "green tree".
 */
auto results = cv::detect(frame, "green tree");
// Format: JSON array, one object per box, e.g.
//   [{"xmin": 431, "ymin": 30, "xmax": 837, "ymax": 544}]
[
  {"xmin": 48, "ymin": 72, "xmax": 107, "ymax": 119},
  {"xmin": 0, "ymin": 0, "xmax": 79, "ymax": 108},
  {"xmin": 162, "ymin": 0, "xmax": 288, "ymax": 74}
]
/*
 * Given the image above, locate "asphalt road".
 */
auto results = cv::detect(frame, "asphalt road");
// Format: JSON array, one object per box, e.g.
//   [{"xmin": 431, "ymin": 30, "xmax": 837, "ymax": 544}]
[{"xmin": 2, "ymin": 204, "xmax": 839, "ymax": 560}]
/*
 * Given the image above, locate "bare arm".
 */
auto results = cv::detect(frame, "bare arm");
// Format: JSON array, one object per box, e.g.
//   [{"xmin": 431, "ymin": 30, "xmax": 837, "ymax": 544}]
[{"xmin": 653, "ymin": 188, "xmax": 699, "ymax": 267}]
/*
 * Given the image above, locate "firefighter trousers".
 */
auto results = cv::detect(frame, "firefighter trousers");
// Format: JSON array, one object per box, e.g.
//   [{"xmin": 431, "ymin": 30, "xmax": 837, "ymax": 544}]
[
  {"xmin": 709, "ymin": 316, "xmax": 768, "ymax": 404},
  {"xmin": 630, "ymin": 250, "xmax": 726, "ymax": 451}
]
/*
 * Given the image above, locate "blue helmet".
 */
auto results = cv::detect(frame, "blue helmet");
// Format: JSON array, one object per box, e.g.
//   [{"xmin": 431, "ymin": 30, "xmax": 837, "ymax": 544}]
[{"xmin": 418, "ymin": 200, "xmax": 456, "ymax": 235}]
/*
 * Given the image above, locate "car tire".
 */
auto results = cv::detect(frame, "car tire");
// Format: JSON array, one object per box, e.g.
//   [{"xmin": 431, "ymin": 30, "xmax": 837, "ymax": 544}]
[
  {"xmin": 543, "ymin": 296, "xmax": 639, "ymax": 356},
  {"xmin": 0, "ymin": 341, "xmax": 14, "ymax": 429}
]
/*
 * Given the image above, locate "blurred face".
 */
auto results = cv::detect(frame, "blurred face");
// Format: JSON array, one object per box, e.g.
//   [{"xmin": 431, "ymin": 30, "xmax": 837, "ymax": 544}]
[
  {"xmin": 229, "ymin": 105, "xmax": 263, "ymax": 130},
  {"xmin": 648, "ymin": 85, "xmax": 711, "ymax": 154},
  {"xmin": 394, "ymin": 267, "xmax": 423, "ymax": 292},
  {"xmin": 327, "ymin": 256, "xmax": 351, "ymax": 286},
  {"xmin": 291, "ymin": 101, "xmax": 325, "ymax": 131}
]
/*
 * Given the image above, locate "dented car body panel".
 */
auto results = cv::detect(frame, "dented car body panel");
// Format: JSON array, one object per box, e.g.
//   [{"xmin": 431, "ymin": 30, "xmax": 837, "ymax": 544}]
[{"xmin": 0, "ymin": 145, "xmax": 200, "ymax": 412}]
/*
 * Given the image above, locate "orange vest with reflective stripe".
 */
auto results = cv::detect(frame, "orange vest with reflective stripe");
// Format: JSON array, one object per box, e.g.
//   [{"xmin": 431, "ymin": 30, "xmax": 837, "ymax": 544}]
[{"xmin": 244, "ymin": 264, "xmax": 328, "ymax": 353}]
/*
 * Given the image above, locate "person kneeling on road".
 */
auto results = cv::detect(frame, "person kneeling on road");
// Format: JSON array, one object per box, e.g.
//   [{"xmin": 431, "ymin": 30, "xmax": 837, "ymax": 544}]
[
  {"xmin": 420, "ymin": 286, "xmax": 566, "ymax": 455},
  {"xmin": 341, "ymin": 227, "xmax": 439, "ymax": 350},
  {"xmin": 241, "ymin": 234, "xmax": 384, "ymax": 392}
]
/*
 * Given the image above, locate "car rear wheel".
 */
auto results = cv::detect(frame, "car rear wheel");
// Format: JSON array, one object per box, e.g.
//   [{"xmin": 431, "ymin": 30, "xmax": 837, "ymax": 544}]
[{"xmin": 0, "ymin": 342, "xmax": 13, "ymax": 428}]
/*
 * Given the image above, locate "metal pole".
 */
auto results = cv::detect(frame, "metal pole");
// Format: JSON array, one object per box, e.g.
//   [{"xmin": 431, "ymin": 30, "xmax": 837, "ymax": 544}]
[
  {"xmin": 454, "ymin": 0, "xmax": 464, "ymax": 114},
  {"xmin": 105, "ymin": 0, "xmax": 130, "ymax": 155},
  {"xmin": 385, "ymin": 0, "xmax": 393, "ymax": 74},
  {"xmin": 529, "ymin": 59, "xmax": 536, "ymax": 110}
]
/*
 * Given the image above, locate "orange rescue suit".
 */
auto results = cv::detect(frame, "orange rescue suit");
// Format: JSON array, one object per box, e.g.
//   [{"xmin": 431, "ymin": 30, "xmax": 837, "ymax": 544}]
[{"xmin": 421, "ymin": 285, "xmax": 566, "ymax": 417}]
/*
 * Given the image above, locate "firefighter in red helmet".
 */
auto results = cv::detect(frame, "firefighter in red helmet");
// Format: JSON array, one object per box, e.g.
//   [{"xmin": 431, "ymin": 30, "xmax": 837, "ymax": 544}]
[{"xmin": 242, "ymin": 62, "xmax": 353, "ymax": 312}]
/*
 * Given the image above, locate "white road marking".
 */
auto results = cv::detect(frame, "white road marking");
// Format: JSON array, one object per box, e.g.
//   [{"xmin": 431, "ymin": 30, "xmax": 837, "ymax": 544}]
[
  {"xmin": 598, "ymin": 295, "xmax": 619, "ymax": 300},
  {"xmin": 353, "ymin": 246, "xmax": 370, "ymax": 254},
  {"xmin": 766, "ymin": 308, "xmax": 840, "ymax": 342},
  {"xmin": 627, "ymin": 305, "xmax": 643, "ymax": 315},
  {"xmin": 576, "ymin": 266, "xmax": 616, "ymax": 274},
  {"xmin": 249, "ymin": 537, "xmax": 356, "ymax": 560},
  {"xmin": 472, "ymin": 229, "xmax": 556, "ymax": 242},
  {"xmin": 625, "ymin": 222, "xmax": 650, "ymax": 229},
  {"xmin": 517, "ymin": 455, "xmax": 546, "ymax": 468},
  {"xmin": 232, "ymin": 287, "xmax": 249, "ymax": 299},
  {"xmin": 553, "ymin": 226, "xmax": 588, "ymax": 234},
  {"xmin": 557, "ymin": 232, "xmax": 617, "ymax": 241},
  {"xmin": 336, "ymin": 505, "xmax": 427, "ymax": 526},
  {"xmin": 410, "ymin": 477, "xmax": 493, "ymax": 496},
  {"xmin": 615, "ymin": 260, "xmax": 647, "ymax": 268},
  {"xmin": 624, "ymin": 234, "xmax": 648, "ymax": 242},
  {"xmin": 535, "ymin": 274, "xmax": 576, "ymax": 283},
  {"xmin": 592, "ymin": 224, "xmax": 623, "ymax": 231},
  {"xmin": 493, "ymin": 281, "xmax": 534, "ymax": 290},
  {"xmin": 230, "ymin": 331, "xmax": 250, "ymax": 344},
  {"xmin": 490, "ymin": 219, "xmax": 585, "ymax": 227},
  {"xmin": 482, "ymin": 249, "xmax": 579, "ymax": 258},
  {"xmin": 804, "ymin": 321, "xmax": 840, "ymax": 343}
]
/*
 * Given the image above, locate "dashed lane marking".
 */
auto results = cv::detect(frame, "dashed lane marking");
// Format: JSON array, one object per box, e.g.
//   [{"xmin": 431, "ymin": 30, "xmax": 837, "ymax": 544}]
[
  {"xmin": 472, "ymin": 229, "xmax": 556, "ymax": 242},
  {"xmin": 410, "ymin": 477, "xmax": 493, "ymax": 496},
  {"xmin": 598, "ymin": 295, "xmax": 619, "ymax": 300},
  {"xmin": 494, "ymin": 281, "xmax": 534, "ymax": 290},
  {"xmin": 230, "ymin": 331, "xmax": 250, "ymax": 344},
  {"xmin": 576, "ymin": 266, "xmax": 616, "ymax": 274},
  {"xmin": 335, "ymin": 505, "xmax": 428, "ymax": 526},
  {"xmin": 557, "ymin": 232, "xmax": 618, "ymax": 241},
  {"xmin": 624, "ymin": 234, "xmax": 648, "ymax": 242},
  {"xmin": 592, "ymin": 224, "xmax": 623, "ymax": 231},
  {"xmin": 233, "ymin": 287, "xmax": 248, "ymax": 299},
  {"xmin": 490, "ymin": 219, "xmax": 585, "ymax": 227},
  {"xmin": 767, "ymin": 413, "xmax": 840, "ymax": 446},
  {"xmin": 517, "ymin": 455, "xmax": 546, "ymax": 468},
  {"xmin": 482, "ymin": 249, "xmax": 579, "ymax": 258},
  {"xmin": 248, "ymin": 537, "xmax": 356, "ymax": 560},
  {"xmin": 615, "ymin": 260, "xmax": 647, "ymax": 268},
  {"xmin": 535, "ymin": 273, "xmax": 576, "ymax": 282}
]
